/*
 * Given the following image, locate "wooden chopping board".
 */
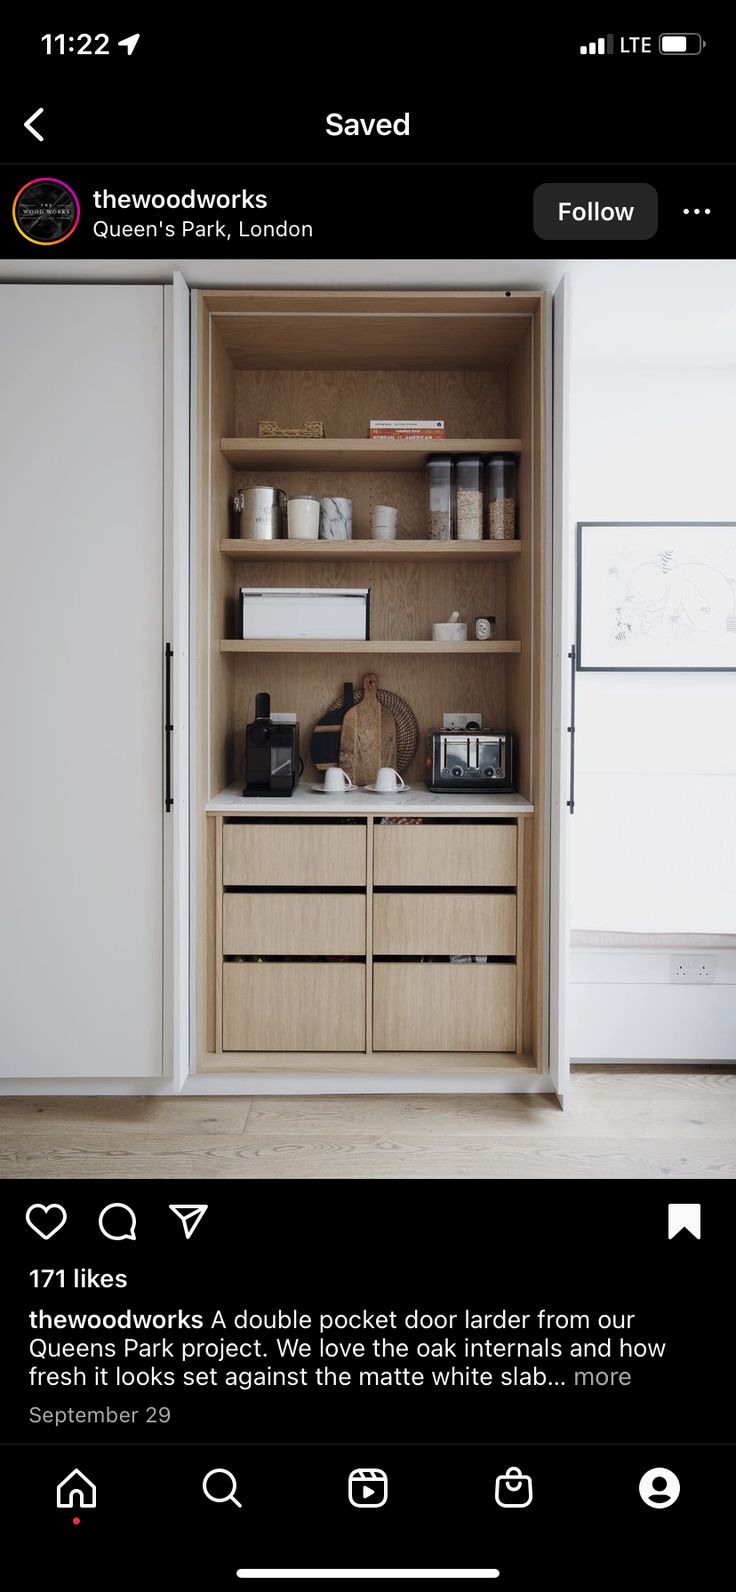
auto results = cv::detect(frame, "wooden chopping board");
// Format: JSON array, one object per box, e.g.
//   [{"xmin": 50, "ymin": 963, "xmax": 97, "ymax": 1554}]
[{"xmin": 339, "ymin": 673, "xmax": 397, "ymax": 787}]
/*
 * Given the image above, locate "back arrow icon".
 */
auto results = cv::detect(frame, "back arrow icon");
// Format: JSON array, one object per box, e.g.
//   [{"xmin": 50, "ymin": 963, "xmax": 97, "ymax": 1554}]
[{"xmin": 24, "ymin": 107, "xmax": 44, "ymax": 142}]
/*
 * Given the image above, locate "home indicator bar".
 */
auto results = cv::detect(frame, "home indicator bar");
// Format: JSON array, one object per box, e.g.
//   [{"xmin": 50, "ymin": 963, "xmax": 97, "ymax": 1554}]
[{"xmin": 235, "ymin": 1575, "xmax": 501, "ymax": 1583}]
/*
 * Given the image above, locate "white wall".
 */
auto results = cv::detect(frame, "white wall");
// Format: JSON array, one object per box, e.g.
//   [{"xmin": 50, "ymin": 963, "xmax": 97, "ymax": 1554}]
[
  {"xmin": 572, "ymin": 367, "xmax": 736, "ymax": 934},
  {"xmin": 568, "ymin": 270, "xmax": 736, "ymax": 1059}
]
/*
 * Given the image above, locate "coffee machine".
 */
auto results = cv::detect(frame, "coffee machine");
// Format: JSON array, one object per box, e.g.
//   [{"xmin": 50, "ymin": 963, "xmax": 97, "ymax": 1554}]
[{"xmin": 243, "ymin": 693, "xmax": 301, "ymax": 797}]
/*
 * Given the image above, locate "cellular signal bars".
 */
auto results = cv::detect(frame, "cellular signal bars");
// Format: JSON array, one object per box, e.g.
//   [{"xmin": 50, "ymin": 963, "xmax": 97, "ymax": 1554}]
[{"xmin": 580, "ymin": 35, "xmax": 614, "ymax": 55}]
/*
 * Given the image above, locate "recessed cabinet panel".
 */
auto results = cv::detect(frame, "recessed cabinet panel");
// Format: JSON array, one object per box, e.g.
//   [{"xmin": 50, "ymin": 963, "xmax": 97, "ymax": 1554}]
[
  {"xmin": 374, "ymin": 893, "xmax": 516, "ymax": 957},
  {"xmin": 223, "ymin": 963, "xmax": 366, "ymax": 1051},
  {"xmin": 223, "ymin": 893, "xmax": 365, "ymax": 957},
  {"xmin": 223, "ymin": 823, "xmax": 366, "ymax": 887},
  {"xmin": 373, "ymin": 963, "xmax": 516, "ymax": 1052},
  {"xmin": 373, "ymin": 824, "xmax": 517, "ymax": 888}
]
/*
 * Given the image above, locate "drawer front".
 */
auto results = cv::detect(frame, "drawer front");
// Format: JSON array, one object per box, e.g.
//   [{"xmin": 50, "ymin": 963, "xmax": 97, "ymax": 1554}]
[
  {"xmin": 223, "ymin": 963, "xmax": 365, "ymax": 1052},
  {"xmin": 224, "ymin": 893, "xmax": 366, "ymax": 957},
  {"xmin": 373, "ymin": 962, "xmax": 516, "ymax": 1052},
  {"xmin": 373, "ymin": 823, "xmax": 516, "ymax": 888},
  {"xmin": 374, "ymin": 893, "xmax": 516, "ymax": 957},
  {"xmin": 223, "ymin": 823, "xmax": 366, "ymax": 887}
]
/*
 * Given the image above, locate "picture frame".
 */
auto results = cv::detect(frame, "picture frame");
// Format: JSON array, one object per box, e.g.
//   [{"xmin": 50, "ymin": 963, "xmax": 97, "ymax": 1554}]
[{"xmin": 576, "ymin": 521, "xmax": 736, "ymax": 671}]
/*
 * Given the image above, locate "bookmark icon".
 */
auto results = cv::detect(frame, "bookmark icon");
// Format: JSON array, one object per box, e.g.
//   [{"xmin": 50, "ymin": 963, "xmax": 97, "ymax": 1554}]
[
  {"xmin": 667, "ymin": 1203, "xmax": 701, "ymax": 1240},
  {"xmin": 169, "ymin": 1203, "xmax": 208, "ymax": 1239}
]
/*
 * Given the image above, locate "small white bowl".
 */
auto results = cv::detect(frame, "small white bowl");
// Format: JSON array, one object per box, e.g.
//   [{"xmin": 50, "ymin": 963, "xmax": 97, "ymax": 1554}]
[{"xmin": 433, "ymin": 622, "xmax": 467, "ymax": 642}]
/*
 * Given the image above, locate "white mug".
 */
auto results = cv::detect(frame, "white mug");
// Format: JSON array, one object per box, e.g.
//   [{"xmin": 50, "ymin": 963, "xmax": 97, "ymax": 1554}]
[
  {"xmin": 374, "ymin": 766, "xmax": 406, "ymax": 792},
  {"xmin": 324, "ymin": 766, "xmax": 354, "ymax": 792}
]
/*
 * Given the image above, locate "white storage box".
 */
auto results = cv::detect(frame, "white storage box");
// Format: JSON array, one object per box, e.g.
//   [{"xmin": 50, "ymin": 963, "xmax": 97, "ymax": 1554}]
[{"xmin": 240, "ymin": 587, "xmax": 371, "ymax": 641}]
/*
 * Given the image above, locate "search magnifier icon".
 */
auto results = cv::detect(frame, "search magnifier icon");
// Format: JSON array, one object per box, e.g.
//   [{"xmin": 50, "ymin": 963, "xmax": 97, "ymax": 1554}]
[{"xmin": 202, "ymin": 1469, "xmax": 242, "ymax": 1508}]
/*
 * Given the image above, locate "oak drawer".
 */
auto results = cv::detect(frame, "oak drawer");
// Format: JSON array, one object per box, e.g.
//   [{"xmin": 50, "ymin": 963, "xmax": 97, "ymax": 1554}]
[
  {"xmin": 373, "ymin": 823, "xmax": 516, "ymax": 888},
  {"xmin": 373, "ymin": 962, "xmax": 516, "ymax": 1052},
  {"xmin": 223, "ymin": 822, "xmax": 366, "ymax": 887},
  {"xmin": 223, "ymin": 893, "xmax": 366, "ymax": 957},
  {"xmin": 373, "ymin": 893, "xmax": 516, "ymax": 957},
  {"xmin": 223, "ymin": 962, "xmax": 365, "ymax": 1052}
]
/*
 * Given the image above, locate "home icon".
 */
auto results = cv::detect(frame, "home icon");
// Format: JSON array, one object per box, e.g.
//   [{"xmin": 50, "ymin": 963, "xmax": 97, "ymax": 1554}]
[{"xmin": 56, "ymin": 1470, "xmax": 96, "ymax": 1510}]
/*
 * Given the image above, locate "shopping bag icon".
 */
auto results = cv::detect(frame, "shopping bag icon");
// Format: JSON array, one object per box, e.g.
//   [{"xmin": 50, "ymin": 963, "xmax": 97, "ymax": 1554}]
[{"xmin": 495, "ymin": 1466, "xmax": 533, "ymax": 1508}]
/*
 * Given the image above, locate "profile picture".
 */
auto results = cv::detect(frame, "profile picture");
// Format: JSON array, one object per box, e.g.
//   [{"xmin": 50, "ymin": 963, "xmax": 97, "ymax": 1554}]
[{"xmin": 12, "ymin": 178, "xmax": 80, "ymax": 245}]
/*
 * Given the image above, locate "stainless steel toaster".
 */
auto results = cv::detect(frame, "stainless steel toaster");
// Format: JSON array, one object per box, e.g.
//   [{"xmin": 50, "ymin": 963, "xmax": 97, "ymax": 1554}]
[{"xmin": 426, "ymin": 731, "xmax": 514, "ymax": 792}]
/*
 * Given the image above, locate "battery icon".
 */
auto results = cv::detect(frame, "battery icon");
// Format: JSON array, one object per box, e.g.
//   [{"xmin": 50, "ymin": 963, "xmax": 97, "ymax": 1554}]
[{"xmin": 659, "ymin": 33, "xmax": 703, "ymax": 54}]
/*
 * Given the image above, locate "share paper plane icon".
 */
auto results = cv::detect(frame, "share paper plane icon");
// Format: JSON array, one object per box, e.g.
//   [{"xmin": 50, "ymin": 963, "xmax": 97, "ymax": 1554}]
[
  {"xmin": 169, "ymin": 1204, "xmax": 208, "ymax": 1239},
  {"xmin": 118, "ymin": 33, "xmax": 141, "ymax": 55}
]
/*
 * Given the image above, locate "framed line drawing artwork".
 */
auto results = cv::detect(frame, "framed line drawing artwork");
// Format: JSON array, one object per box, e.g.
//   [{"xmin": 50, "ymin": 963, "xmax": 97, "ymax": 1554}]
[{"xmin": 576, "ymin": 521, "xmax": 736, "ymax": 671}]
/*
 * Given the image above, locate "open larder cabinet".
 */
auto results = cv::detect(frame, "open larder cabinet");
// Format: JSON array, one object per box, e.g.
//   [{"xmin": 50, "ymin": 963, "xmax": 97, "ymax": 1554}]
[{"xmin": 192, "ymin": 290, "xmax": 554, "ymax": 1093}]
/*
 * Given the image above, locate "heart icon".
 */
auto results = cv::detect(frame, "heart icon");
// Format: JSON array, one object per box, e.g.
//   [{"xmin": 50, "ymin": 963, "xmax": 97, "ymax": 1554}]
[{"xmin": 26, "ymin": 1204, "xmax": 67, "ymax": 1240}]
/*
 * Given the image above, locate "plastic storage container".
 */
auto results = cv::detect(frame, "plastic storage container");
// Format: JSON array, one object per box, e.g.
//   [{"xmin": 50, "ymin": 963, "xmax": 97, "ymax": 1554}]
[
  {"xmin": 427, "ymin": 457, "xmax": 453, "ymax": 540},
  {"xmin": 454, "ymin": 455, "xmax": 483, "ymax": 540},
  {"xmin": 485, "ymin": 455, "xmax": 518, "ymax": 540}
]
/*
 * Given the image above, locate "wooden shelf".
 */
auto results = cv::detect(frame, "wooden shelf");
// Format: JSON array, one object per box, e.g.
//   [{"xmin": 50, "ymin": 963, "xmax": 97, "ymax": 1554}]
[
  {"xmin": 202, "ymin": 1051, "xmax": 537, "ymax": 1076},
  {"xmin": 220, "ymin": 537, "xmax": 521, "ymax": 562},
  {"xmin": 220, "ymin": 639, "xmax": 521, "ymax": 656},
  {"xmin": 221, "ymin": 437, "xmax": 522, "ymax": 471}
]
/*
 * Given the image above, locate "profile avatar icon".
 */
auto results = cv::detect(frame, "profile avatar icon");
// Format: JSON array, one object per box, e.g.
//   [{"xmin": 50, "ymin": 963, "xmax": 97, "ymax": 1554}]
[
  {"xmin": 639, "ymin": 1466, "xmax": 680, "ymax": 1509},
  {"xmin": 12, "ymin": 179, "xmax": 80, "ymax": 246}
]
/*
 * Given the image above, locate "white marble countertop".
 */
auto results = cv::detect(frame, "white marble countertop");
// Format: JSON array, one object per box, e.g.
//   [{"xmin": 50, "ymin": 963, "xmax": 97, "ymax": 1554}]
[{"xmin": 206, "ymin": 783, "xmax": 534, "ymax": 817}]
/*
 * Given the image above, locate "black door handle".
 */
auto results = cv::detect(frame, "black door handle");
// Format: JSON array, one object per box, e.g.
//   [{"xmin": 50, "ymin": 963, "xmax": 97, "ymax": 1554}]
[
  {"xmin": 165, "ymin": 642, "xmax": 173, "ymax": 812},
  {"xmin": 566, "ymin": 643, "xmax": 576, "ymax": 815}
]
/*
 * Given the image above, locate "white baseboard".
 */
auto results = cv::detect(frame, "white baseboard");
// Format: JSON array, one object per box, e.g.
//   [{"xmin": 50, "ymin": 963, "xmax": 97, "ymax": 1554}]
[{"xmin": 0, "ymin": 1074, "xmax": 558, "ymax": 1098}]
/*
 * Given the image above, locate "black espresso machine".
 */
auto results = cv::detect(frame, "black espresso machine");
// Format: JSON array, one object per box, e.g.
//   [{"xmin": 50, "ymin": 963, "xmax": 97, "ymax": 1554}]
[{"xmin": 244, "ymin": 693, "xmax": 302, "ymax": 796}]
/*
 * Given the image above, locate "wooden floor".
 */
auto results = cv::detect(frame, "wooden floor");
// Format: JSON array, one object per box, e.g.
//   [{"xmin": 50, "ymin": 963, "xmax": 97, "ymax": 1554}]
[{"xmin": 0, "ymin": 1068, "xmax": 734, "ymax": 1179}]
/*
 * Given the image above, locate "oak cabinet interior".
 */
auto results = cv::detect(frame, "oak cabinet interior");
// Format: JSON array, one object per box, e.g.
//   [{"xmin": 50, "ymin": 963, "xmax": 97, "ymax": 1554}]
[{"xmin": 195, "ymin": 291, "xmax": 548, "ymax": 1083}]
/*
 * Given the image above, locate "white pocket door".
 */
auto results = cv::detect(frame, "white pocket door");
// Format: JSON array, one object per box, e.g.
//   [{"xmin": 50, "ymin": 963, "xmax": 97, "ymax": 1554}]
[
  {"xmin": 549, "ymin": 274, "xmax": 573, "ymax": 1102},
  {"xmin": 0, "ymin": 285, "xmax": 181, "ymax": 1077}
]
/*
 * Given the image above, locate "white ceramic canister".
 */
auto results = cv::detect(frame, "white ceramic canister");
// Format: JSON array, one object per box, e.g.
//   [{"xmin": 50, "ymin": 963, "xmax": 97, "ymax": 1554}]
[
  {"xmin": 319, "ymin": 496, "xmax": 353, "ymax": 540},
  {"xmin": 288, "ymin": 494, "xmax": 321, "ymax": 540},
  {"xmin": 371, "ymin": 504, "xmax": 398, "ymax": 541}
]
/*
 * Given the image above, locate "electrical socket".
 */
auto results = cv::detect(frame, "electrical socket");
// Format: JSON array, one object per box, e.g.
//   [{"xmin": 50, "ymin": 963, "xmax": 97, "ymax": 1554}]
[
  {"xmin": 443, "ymin": 711, "xmax": 483, "ymax": 732},
  {"xmin": 669, "ymin": 955, "xmax": 715, "ymax": 984}
]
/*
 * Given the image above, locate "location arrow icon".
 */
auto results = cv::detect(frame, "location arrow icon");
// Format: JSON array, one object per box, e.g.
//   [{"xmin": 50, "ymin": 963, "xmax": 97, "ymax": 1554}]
[
  {"xmin": 169, "ymin": 1203, "xmax": 208, "ymax": 1239},
  {"xmin": 118, "ymin": 33, "xmax": 141, "ymax": 55}
]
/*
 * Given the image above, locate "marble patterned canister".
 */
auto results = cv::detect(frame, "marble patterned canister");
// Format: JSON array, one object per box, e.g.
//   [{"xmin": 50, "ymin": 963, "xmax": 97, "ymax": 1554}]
[{"xmin": 319, "ymin": 496, "xmax": 353, "ymax": 539}]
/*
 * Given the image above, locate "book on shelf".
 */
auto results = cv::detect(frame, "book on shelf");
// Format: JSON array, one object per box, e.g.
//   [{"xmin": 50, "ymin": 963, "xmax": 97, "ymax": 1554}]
[{"xmin": 369, "ymin": 419, "xmax": 445, "ymax": 439}]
